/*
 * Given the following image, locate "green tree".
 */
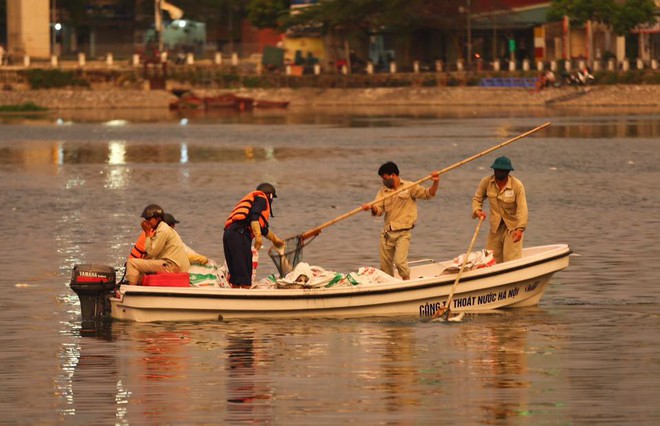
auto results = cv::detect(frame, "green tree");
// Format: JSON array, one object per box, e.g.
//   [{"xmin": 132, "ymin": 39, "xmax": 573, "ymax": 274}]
[
  {"xmin": 246, "ymin": 0, "xmax": 289, "ymax": 29},
  {"xmin": 282, "ymin": 0, "xmax": 463, "ymax": 37},
  {"xmin": 547, "ymin": 0, "xmax": 656, "ymax": 35},
  {"xmin": 611, "ymin": 0, "xmax": 657, "ymax": 35},
  {"xmin": 281, "ymin": 0, "xmax": 464, "ymax": 67},
  {"xmin": 547, "ymin": 0, "xmax": 616, "ymax": 24}
]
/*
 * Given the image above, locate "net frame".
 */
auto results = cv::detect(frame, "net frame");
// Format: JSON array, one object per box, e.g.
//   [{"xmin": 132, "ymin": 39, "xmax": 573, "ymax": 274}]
[{"xmin": 267, "ymin": 234, "xmax": 317, "ymax": 277}]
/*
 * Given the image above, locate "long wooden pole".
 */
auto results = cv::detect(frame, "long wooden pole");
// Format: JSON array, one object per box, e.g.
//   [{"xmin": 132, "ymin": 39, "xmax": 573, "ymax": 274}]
[
  {"xmin": 433, "ymin": 217, "xmax": 483, "ymax": 320},
  {"xmin": 300, "ymin": 122, "xmax": 550, "ymax": 239}
]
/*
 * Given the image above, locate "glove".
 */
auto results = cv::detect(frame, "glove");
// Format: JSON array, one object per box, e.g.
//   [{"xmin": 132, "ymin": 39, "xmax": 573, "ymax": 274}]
[
  {"xmin": 251, "ymin": 221, "xmax": 263, "ymax": 250},
  {"xmin": 254, "ymin": 234, "xmax": 263, "ymax": 250},
  {"xmin": 269, "ymin": 232, "xmax": 285, "ymax": 248}
]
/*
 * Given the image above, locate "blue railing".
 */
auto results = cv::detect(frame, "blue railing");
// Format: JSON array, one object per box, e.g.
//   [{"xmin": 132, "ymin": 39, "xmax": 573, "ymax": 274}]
[{"xmin": 479, "ymin": 77, "xmax": 537, "ymax": 88}]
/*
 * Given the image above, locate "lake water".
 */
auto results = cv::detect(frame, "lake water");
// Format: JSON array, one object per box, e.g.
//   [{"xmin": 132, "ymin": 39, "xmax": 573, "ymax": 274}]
[{"xmin": 1, "ymin": 106, "xmax": 658, "ymax": 424}]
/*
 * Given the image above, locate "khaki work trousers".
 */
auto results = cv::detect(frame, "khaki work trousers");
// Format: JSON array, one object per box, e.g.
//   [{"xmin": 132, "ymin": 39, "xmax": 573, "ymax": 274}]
[
  {"xmin": 126, "ymin": 258, "xmax": 181, "ymax": 285},
  {"xmin": 487, "ymin": 222, "xmax": 523, "ymax": 264},
  {"xmin": 379, "ymin": 229, "xmax": 412, "ymax": 280}
]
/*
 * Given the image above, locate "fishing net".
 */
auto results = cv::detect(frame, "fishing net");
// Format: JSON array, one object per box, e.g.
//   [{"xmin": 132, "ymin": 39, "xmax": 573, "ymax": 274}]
[{"xmin": 267, "ymin": 234, "xmax": 317, "ymax": 277}]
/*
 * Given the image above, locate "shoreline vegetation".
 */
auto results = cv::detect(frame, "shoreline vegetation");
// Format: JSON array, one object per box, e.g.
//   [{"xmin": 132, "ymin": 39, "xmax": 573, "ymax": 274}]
[
  {"xmin": 0, "ymin": 67, "xmax": 659, "ymax": 111},
  {"xmin": 0, "ymin": 85, "xmax": 659, "ymax": 111},
  {"xmin": 0, "ymin": 102, "xmax": 47, "ymax": 112}
]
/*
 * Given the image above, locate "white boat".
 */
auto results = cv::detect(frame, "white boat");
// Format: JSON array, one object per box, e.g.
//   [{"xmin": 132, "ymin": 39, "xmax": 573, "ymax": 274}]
[{"xmin": 70, "ymin": 244, "xmax": 571, "ymax": 323}]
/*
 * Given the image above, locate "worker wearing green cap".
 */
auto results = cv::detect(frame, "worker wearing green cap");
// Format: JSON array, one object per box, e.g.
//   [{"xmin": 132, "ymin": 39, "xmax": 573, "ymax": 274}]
[{"xmin": 471, "ymin": 156, "xmax": 528, "ymax": 263}]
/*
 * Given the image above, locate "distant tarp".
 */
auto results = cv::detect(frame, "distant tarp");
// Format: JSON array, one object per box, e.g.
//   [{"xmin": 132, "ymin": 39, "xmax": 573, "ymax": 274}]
[
  {"xmin": 282, "ymin": 37, "xmax": 326, "ymax": 63},
  {"xmin": 262, "ymin": 46, "xmax": 285, "ymax": 68}
]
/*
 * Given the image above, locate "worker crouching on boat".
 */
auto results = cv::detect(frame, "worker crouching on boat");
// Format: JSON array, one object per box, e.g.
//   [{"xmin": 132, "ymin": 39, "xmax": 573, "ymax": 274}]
[
  {"xmin": 125, "ymin": 204, "xmax": 191, "ymax": 285},
  {"xmin": 472, "ymin": 156, "xmax": 528, "ymax": 263},
  {"xmin": 364, "ymin": 162, "xmax": 440, "ymax": 280},
  {"xmin": 223, "ymin": 183, "xmax": 285, "ymax": 288}
]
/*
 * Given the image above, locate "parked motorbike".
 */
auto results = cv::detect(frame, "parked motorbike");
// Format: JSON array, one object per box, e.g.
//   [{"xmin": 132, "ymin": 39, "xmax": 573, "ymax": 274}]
[{"xmin": 560, "ymin": 69, "xmax": 595, "ymax": 87}]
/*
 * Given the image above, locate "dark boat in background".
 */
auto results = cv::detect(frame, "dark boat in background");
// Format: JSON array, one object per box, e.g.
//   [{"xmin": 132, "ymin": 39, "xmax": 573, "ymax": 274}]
[{"xmin": 170, "ymin": 92, "xmax": 289, "ymax": 111}]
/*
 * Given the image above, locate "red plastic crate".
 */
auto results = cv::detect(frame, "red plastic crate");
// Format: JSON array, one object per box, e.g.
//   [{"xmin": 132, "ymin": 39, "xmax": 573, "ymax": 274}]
[{"xmin": 141, "ymin": 272, "xmax": 190, "ymax": 287}]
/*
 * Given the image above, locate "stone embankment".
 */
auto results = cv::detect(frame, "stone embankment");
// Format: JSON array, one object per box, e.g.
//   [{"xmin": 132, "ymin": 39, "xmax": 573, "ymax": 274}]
[{"xmin": 0, "ymin": 85, "xmax": 659, "ymax": 109}]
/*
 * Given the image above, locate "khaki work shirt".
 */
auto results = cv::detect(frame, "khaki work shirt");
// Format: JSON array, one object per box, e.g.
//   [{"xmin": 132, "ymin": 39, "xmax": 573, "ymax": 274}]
[
  {"xmin": 472, "ymin": 175, "xmax": 528, "ymax": 233},
  {"xmin": 372, "ymin": 180, "xmax": 435, "ymax": 232},
  {"xmin": 145, "ymin": 221, "xmax": 191, "ymax": 272}
]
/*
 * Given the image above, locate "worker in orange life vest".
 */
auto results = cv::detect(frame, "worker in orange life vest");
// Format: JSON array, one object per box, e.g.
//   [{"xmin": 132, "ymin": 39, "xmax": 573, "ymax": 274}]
[{"xmin": 223, "ymin": 183, "xmax": 285, "ymax": 288}]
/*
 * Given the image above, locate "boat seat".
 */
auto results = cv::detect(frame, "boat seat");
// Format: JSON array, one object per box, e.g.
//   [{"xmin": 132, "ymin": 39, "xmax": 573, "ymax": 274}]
[{"xmin": 142, "ymin": 272, "xmax": 190, "ymax": 287}]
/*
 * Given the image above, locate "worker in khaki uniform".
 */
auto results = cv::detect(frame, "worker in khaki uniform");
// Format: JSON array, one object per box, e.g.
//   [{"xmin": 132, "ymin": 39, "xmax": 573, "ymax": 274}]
[
  {"xmin": 472, "ymin": 156, "xmax": 528, "ymax": 263},
  {"xmin": 363, "ymin": 162, "xmax": 439, "ymax": 280},
  {"xmin": 126, "ymin": 204, "xmax": 191, "ymax": 285},
  {"xmin": 162, "ymin": 213, "xmax": 209, "ymax": 265}
]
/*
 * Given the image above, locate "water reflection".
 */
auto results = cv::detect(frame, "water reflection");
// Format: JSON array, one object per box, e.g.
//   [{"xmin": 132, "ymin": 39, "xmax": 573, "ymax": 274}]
[
  {"xmin": 543, "ymin": 118, "xmax": 660, "ymax": 139},
  {"xmin": 380, "ymin": 327, "xmax": 419, "ymax": 413},
  {"xmin": 57, "ymin": 322, "xmax": 128, "ymax": 424},
  {"xmin": 450, "ymin": 312, "xmax": 569, "ymax": 423},
  {"xmin": 225, "ymin": 329, "xmax": 274, "ymax": 423},
  {"xmin": 459, "ymin": 321, "xmax": 530, "ymax": 390},
  {"xmin": 2, "ymin": 105, "xmax": 660, "ymax": 128},
  {"xmin": 51, "ymin": 305, "xmax": 656, "ymax": 424},
  {"xmin": 0, "ymin": 140, "xmax": 356, "ymax": 165}
]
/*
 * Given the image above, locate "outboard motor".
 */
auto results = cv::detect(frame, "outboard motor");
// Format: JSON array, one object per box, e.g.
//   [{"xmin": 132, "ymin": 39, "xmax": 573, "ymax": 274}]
[{"xmin": 70, "ymin": 264, "xmax": 117, "ymax": 321}]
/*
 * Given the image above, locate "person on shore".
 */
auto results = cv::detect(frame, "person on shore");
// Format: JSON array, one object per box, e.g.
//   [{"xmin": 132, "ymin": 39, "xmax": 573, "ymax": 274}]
[
  {"xmin": 545, "ymin": 70, "xmax": 557, "ymax": 88},
  {"xmin": 162, "ymin": 213, "xmax": 209, "ymax": 265},
  {"xmin": 472, "ymin": 156, "xmax": 528, "ymax": 264},
  {"xmin": 577, "ymin": 66, "xmax": 595, "ymax": 86},
  {"xmin": 223, "ymin": 183, "xmax": 285, "ymax": 288},
  {"xmin": 363, "ymin": 162, "xmax": 440, "ymax": 280},
  {"xmin": 533, "ymin": 72, "xmax": 547, "ymax": 93},
  {"xmin": 125, "ymin": 204, "xmax": 191, "ymax": 285}
]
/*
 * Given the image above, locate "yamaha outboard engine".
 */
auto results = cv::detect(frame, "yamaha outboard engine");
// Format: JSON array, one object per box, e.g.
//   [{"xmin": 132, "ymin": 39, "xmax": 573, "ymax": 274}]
[{"xmin": 70, "ymin": 264, "xmax": 116, "ymax": 321}]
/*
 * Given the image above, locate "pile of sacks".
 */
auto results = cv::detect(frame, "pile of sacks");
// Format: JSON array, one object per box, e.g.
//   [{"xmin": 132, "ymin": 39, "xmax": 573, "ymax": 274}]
[
  {"xmin": 444, "ymin": 249, "xmax": 496, "ymax": 273},
  {"xmin": 253, "ymin": 262, "xmax": 400, "ymax": 289},
  {"xmin": 186, "ymin": 249, "xmax": 496, "ymax": 289},
  {"xmin": 186, "ymin": 245, "xmax": 400, "ymax": 289}
]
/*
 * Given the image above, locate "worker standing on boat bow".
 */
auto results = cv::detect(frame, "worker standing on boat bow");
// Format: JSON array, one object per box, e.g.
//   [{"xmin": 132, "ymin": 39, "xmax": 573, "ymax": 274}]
[
  {"xmin": 223, "ymin": 183, "xmax": 285, "ymax": 288},
  {"xmin": 363, "ymin": 162, "xmax": 440, "ymax": 280},
  {"xmin": 472, "ymin": 156, "xmax": 528, "ymax": 263},
  {"xmin": 125, "ymin": 204, "xmax": 191, "ymax": 285}
]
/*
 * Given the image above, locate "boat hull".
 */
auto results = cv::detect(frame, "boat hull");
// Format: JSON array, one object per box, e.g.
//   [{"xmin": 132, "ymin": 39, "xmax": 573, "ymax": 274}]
[{"xmin": 110, "ymin": 244, "xmax": 571, "ymax": 322}]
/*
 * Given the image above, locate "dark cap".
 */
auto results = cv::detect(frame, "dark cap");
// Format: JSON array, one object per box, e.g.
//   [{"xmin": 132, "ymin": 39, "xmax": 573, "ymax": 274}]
[
  {"xmin": 163, "ymin": 213, "xmax": 180, "ymax": 227},
  {"xmin": 256, "ymin": 182, "xmax": 277, "ymax": 198}
]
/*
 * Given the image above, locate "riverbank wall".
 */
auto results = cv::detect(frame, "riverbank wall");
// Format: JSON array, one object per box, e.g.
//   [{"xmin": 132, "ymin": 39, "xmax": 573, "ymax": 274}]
[{"xmin": 1, "ymin": 85, "xmax": 659, "ymax": 110}]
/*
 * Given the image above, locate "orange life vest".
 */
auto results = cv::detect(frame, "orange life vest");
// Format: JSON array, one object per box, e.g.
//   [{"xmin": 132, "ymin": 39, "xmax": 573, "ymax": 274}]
[
  {"xmin": 128, "ymin": 230, "xmax": 155, "ymax": 260},
  {"xmin": 128, "ymin": 232, "xmax": 147, "ymax": 259},
  {"xmin": 224, "ymin": 191, "xmax": 271, "ymax": 232}
]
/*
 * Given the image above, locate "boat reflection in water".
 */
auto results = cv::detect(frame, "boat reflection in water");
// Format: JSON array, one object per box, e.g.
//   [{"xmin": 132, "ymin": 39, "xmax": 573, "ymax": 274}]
[
  {"xmin": 57, "ymin": 322, "xmax": 128, "ymax": 423},
  {"xmin": 225, "ymin": 329, "xmax": 275, "ymax": 423}
]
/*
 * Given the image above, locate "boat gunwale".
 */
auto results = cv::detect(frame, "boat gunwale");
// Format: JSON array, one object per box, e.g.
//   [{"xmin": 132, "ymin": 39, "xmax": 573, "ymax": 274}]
[{"xmin": 116, "ymin": 244, "xmax": 571, "ymax": 302}]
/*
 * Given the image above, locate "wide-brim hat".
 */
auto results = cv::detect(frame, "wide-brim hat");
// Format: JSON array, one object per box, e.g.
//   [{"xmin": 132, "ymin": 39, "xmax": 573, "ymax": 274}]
[{"xmin": 490, "ymin": 156, "xmax": 514, "ymax": 171}]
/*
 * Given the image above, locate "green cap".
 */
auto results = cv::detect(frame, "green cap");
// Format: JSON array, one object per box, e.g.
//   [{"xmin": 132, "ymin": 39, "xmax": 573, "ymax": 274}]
[{"xmin": 490, "ymin": 156, "xmax": 514, "ymax": 171}]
